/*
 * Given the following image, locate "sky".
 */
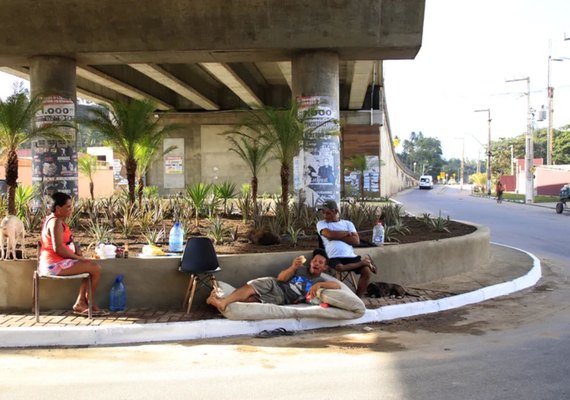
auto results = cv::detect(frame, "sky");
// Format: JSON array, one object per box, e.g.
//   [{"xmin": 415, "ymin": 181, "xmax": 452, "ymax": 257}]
[
  {"xmin": 384, "ymin": 0, "xmax": 570, "ymax": 160},
  {"xmin": 1, "ymin": 0, "xmax": 570, "ymax": 162}
]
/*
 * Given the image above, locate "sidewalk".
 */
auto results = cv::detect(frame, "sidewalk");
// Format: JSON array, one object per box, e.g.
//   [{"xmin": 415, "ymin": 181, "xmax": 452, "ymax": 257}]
[{"xmin": 0, "ymin": 243, "xmax": 541, "ymax": 348}]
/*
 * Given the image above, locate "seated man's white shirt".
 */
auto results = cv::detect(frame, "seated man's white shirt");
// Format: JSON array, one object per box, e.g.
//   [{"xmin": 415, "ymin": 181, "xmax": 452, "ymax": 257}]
[{"xmin": 317, "ymin": 219, "xmax": 358, "ymax": 259}]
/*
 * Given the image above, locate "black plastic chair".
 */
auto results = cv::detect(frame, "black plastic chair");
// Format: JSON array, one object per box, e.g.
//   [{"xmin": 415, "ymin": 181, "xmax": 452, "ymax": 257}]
[{"xmin": 179, "ymin": 237, "xmax": 222, "ymax": 313}]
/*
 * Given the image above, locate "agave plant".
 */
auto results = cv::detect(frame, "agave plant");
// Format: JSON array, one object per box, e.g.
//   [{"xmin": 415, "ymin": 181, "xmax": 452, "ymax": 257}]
[
  {"xmin": 287, "ymin": 225, "xmax": 304, "ymax": 247},
  {"xmin": 207, "ymin": 216, "xmax": 229, "ymax": 245},
  {"xmin": 116, "ymin": 201, "xmax": 139, "ymax": 238},
  {"xmin": 86, "ymin": 221, "xmax": 114, "ymax": 249},
  {"xmin": 430, "ymin": 211, "xmax": 450, "ymax": 233},
  {"xmin": 142, "ymin": 228, "xmax": 165, "ymax": 245},
  {"xmin": 383, "ymin": 225, "xmax": 400, "ymax": 243},
  {"xmin": 236, "ymin": 187, "xmax": 253, "ymax": 222},
  {"xmin": 99, "ymin": 196, "xmax": 119, "ymax": 227},
  {"xmin": 419, "ymin": 212, "xmax": 432, "ymax": 226}
]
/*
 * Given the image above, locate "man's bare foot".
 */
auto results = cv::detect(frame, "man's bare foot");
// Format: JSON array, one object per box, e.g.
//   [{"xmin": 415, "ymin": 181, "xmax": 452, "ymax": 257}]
[
  {"xmin": 206, "ymin": 292, "xmax": 226, "ymax": 312},
  {"xmin": 364, "ymin": 255, "xmax": 378, "ymax": 274}
]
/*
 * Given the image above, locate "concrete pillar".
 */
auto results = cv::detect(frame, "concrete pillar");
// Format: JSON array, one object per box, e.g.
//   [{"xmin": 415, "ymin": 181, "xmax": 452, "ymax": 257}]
[
  {"xmin": 292, "ymin": 51, "xmax": 341, "ymax": 207},
  {"xmin": 30, "ymin": 56, "xmax": 78, "ymax": 198}
]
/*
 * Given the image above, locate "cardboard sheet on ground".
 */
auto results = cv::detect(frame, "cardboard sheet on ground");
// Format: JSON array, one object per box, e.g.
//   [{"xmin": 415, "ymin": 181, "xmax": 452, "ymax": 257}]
[{"xmin": 217, "ymin": 274, "xmax": 366, "ymax": 320}]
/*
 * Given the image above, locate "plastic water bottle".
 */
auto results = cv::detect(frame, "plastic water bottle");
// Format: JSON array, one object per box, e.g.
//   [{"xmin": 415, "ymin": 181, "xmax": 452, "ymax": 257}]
[
  {"xmin": 169, "ymin": 222, "xmax": 184, "ymax": 252},
  {"xmin": 109, "ymin": 275, "xmax": 127, "ymax": 312},
  {"xmin": 372, "ymin": 221, "xmax": 385, "ymax": 246}
]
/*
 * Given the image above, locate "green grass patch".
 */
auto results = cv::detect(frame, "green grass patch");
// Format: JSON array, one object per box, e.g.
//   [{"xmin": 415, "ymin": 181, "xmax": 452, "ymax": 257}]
[{"xmin": 501, "ymin": 192, "xmax": 559, "ymax": 203}]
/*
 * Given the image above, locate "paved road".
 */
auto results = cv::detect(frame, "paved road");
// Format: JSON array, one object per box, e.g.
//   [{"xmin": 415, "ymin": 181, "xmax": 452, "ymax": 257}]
[
  {"xmin": 1, "ymin": 187, "xmax": 569, "ymax": 400},
  {"xmin": 394, "ymin": 185, "xmax": 569, "ymax": 264}
]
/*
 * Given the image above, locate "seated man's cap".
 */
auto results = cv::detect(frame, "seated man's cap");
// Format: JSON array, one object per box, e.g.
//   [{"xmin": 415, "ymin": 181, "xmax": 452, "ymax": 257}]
[{"xmin": 318, "ymin": 199, "xmax": 338, "ymax": 211}]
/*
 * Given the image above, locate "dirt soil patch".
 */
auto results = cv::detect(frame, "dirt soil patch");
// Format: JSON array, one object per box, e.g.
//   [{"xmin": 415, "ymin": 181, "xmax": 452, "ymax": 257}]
[{"xmin": 21, "ymin": 215, "xmax": 475, "ymax": 258}]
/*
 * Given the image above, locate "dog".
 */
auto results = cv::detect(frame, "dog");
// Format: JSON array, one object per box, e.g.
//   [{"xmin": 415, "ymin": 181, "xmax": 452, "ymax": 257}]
[
  {"xmin": 0, "ymin": 215, "xmax": 26, "ymax": 260},
  {"xmin": 366, "ymin": 281, "xmax": 419, "ymax": 299}
]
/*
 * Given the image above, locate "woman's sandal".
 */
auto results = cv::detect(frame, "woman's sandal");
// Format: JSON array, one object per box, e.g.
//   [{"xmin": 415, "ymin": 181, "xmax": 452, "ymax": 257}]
[{"xmin": 72, "ymin": 309, "xmax": 90, "ymax": 317}]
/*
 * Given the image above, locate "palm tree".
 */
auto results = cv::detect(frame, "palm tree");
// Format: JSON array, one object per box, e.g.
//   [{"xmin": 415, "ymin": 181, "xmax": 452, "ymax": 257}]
[
  {"xmin": 79, "ymin": 99, "xmax": 180, "ymax": 204},
  {"xmin": 224, "ymin": 132, "xmax": 272, "ymax": 213},
  {"xmin": 135, "ymin": 136, "xmax": 177, "ymax": 207},
  {"xmin": 0, "ymin": 91, "xmax": 65, "ymax": 215},
  {"xmin": 78, "ymin": 154, "xmax": 98, "ymax": 200},
  {"xmin": 235, "ymin": 103, "xmax": 308, "ymax": 211},
  {"xmin": 349, "ymin": 155, "xmax": 368, "ymax": 201}
]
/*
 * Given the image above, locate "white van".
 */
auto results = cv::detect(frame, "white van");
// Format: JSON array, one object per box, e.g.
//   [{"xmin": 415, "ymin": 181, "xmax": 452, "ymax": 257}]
[{"xmin": 419, "ymin": 175, "xmax": 433, "ymax": 190}]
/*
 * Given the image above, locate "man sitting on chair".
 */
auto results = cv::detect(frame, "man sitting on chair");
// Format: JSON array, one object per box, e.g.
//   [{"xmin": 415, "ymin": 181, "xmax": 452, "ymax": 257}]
[
  {"xmin": 206, "ymin": 249, "xmax": 340, "ymax": 312},
  {"xmin": 316, "ymin": 199, "xmax": 377, "ymax": 298}
]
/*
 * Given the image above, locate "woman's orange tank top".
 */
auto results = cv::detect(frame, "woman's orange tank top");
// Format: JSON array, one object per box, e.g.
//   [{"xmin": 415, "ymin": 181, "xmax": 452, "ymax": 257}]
[{"xmin": 39, "ymin": 215, "xmax": 73, "ymax": 267}]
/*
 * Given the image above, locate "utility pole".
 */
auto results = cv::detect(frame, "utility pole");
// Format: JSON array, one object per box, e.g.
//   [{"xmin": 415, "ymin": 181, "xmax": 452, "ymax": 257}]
[
  {"xmin": 546, "ymin": 42, "xmax": 568, "ymax": 165},
  {"xmin": 506, "ymin": 77, "xmax": 533, "ymax": 203},
  {"xmin": 510, "ymin": 144, "xmax": 514, "ymax": 175},
  {"xmin": 455, "ymin": 137, "xmax": 465, "ymax": 190},
  {"xmin": 460, "ymin": 139, "xmax": 464, "ymax": 190},
  {"xmin": 474, "ymin": 108, "xmax": 492, "ymax": 195}
]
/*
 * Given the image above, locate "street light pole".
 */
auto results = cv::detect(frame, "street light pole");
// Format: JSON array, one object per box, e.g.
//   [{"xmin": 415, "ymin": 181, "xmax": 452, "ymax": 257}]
[
  {"xmin": 506, "ymin": 77, "xmax": 533, "ymax": 203},
  {"xmin": 474, "ymin": 108, "xmax": 492, "ymax": 195}
]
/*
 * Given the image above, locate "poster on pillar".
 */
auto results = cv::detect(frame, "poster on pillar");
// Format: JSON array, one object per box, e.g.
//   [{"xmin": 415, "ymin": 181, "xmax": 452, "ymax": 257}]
[
  {"xmin": 32, "ymin": 96, "xmax": 78, "ymax": 198},
  {"xmin": 344, "ymin": 155, "xmax": 380, "ymax": 193},
  {"xmin": 295, "ymin": 96, "xmax": 340, "ymax": 207}
]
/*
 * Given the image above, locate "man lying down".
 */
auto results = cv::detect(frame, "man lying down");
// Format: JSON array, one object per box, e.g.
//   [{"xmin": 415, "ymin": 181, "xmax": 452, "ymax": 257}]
[{"xmin": 207, "ymin": 249, "xmax": 341, "ymax": 312}]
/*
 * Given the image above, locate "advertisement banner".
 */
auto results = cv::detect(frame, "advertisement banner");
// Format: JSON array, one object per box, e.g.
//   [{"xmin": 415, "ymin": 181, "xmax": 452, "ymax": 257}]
[
  {"xmin": 32, "ymin": 96, "xmax": 77, "ymax": 197},
  {"xmin": 296, "ymin": 96, "xmax": 340, "ymax": 206}
]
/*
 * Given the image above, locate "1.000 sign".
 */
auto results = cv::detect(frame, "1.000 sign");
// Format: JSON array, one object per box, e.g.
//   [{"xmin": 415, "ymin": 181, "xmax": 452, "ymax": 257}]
[{"xmin": 44, "ymin": 107, "xmax": 73, "ymax": 115}]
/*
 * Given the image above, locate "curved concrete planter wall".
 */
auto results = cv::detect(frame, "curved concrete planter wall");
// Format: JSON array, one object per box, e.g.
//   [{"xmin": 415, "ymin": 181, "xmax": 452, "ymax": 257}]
[{"xmin": 0, "ymin": 223, "xmax": 489, "ymax": 310}]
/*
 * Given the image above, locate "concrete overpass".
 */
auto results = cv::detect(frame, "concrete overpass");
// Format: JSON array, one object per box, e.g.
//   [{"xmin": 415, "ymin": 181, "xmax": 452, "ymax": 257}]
[{"xmin": 0, "ymin": 0, "xmax": 422, "ymax": 198}]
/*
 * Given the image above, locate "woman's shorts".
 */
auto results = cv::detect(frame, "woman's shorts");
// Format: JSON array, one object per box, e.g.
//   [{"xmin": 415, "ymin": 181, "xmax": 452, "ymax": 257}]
[{"xmin": 39, "ymin": 259, "xmax": 79, "ymax": 276}]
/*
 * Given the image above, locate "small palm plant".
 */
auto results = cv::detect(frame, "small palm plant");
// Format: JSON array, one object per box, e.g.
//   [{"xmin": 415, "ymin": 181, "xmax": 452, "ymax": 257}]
[
  {"xmin": 185, "ymin": 182, "xmax": 212, "ymax": 226},
  {"xmin": 224, "ymin": 132, "xmax": 271, "ymax": 215},
  {"xmin": 348, "ymin": 155, "xmax": 368, "ymax": 202},
  {"xmin": 78, "ymin": 98, "xmax": 180, "ymax": 204},
  {"xmin": 213, "ymin": 181, "xmax": 237, "ymax": 217},
  {"xmin": 78, "ymin": 154, "xmax": 98, "ymax": 200},
  {"xmin": 15, "ymin": 184, "xmax": 37, "ymax": 220}
]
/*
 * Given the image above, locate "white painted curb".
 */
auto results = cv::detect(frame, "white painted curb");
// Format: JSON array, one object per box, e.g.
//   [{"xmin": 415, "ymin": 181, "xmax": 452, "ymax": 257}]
[{"xmin": 0, "ymin": 243, "xmax": 541, "ymax": 348}]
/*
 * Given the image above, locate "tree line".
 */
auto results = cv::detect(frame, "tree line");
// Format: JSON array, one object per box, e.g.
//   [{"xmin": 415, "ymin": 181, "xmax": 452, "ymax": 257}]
[{"xmin": 396, "ymin": 125, "xmax": 570, "ymax": 184}]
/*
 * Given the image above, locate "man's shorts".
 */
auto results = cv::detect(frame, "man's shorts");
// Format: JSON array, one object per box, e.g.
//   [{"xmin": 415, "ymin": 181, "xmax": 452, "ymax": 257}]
[
  {"xmin": 328, "ymin": 256, "xmax": 365, "ymax": 274},
  {"xmin": 248, "ymin": 277, "xmax": 287, "ymax": 305}
]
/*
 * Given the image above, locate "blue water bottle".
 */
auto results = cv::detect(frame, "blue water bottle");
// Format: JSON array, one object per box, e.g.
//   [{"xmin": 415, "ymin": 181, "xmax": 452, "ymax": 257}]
[
  {"xmin": 109, "ymin": 275, "xmax": 127, "ymax": 311},
  {"xmin": 169, "ymin": 222, "xmax": 184, "ymax": 252}
]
